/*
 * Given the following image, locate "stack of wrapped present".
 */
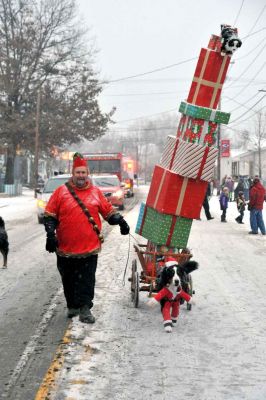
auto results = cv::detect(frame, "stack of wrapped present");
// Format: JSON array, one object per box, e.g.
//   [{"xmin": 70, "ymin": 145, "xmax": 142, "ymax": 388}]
[{"xmin": 136, "ymin": 27, "xmax": 241, "ymax": 250}]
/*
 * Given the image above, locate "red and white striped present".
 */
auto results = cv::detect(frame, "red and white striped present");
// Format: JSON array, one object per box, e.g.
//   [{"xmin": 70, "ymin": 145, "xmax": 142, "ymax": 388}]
[
  {"xmin": 171, "ymin": 141, "xmax": 218, "ymax": 182},
  {"xmin": 159, "ymin": 135, "xmax": 180, "ymax": 169}
]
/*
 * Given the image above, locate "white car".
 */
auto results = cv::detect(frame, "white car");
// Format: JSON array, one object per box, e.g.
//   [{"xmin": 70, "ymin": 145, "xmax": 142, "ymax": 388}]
[{"xmin": 36, "ymin": 174, "xmax": 71, "ymax": 223}]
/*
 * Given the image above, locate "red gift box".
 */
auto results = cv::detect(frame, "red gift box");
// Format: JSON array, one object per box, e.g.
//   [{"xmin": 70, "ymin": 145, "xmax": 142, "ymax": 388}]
[
  {"xmin": 177, "ymin": 116, "xmax": 218, "ymax": 146},
  {"xmin": 146, "ymin": 165, "xmax": 207, "ymax": 219},
  {"xmin": 171, "ymin": 140, "xmax": 218, "ymax": 182},
  {"xmin": 159, "ymin": 135, "xmax": 180, "ymax": 169},
  {"xmin": 187, "ymin": 48, "xmax": 230, "ymax": 108},
  {"xmin": 208, "ymin": 34, "xmax": 222, "ymax": 51}
]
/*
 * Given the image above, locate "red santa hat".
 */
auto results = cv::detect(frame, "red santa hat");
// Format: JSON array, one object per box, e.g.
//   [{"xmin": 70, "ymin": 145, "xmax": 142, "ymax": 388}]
[
  {"xmin": 72, "ymin": 152, "xmax": 88, "ymax": 170},
  {"xmin": 165, "ymin": 257, "xmax": 178, "ymax": 268}
]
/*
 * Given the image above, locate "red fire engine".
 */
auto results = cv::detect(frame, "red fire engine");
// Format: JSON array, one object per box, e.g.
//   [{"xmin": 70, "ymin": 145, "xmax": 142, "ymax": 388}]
[{"xmin": 82, "ymin": 153, "xmax": 135, "ymax": 197}]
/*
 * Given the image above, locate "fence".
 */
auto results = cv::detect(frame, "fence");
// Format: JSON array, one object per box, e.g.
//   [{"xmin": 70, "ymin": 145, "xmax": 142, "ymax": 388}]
[{"xmin": 4, "ymin": 180, "xmax": 23, "ymax": 196}]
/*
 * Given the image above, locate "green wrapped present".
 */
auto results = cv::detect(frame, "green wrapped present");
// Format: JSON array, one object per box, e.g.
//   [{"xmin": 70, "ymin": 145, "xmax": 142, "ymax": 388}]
[
  {"xmin": 135, "ymin": 203, "xmax": 192, "ymax": 248},
  {"xmin": 179, "ymin": 101, "xmax": 230, "ymax": 124}
]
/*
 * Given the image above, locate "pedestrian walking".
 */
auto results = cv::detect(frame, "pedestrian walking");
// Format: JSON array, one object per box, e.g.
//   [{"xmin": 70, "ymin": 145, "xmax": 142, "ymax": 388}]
[
  {"xmin": 234, "ymin": 178, "xmax": 244, "ymax": 200},
  {"xmin": 219, "ymin": 186, "xmax": 229, "ymax": 222},
  {"xmin": 43, "ymin": 153, "xmax": 130, "ymax": 323},
  {"xmin": 235, "ymin": 191, "xmax": 246, "ymax": 224},
  {"xmin": 202, "ymin": 182, "xmax": 214, "ymax": 220},
  {"xmin": 225, "ymin": 176, "xmax": 234, "ymax": 201},
  {"xmin": 248, "ymin": 177, "xmax": 266, "ymax": 235}
]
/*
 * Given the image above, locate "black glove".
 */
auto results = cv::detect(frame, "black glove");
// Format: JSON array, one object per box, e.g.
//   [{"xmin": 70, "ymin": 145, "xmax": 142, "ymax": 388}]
[
  {"xmin": 107, "ymin": 213, "xmax": 130, "ymax": 235},
  {"xmin": 119, "ymin": 218, "xmax": 130, "ymax": 235},
  {"xmin": 46, "ymin": 234, "xmax": 58, "ymax": 253}
]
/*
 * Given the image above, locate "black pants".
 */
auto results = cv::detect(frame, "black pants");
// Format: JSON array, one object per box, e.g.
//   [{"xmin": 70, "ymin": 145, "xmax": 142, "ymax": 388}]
[
  {"xmin": 57, "ymin": 254, "xmax": 98, "ymax": 309},
  {"xmin": 221, "ymin": 209, "xmax": 227, "ymax": 221},
  {"xmin": 203, "ymin": 196, "xmax": 211, "ymax": 219},
  {"xmin": 236, "ymin": 210, "xmax": 244, "ymax": 222}
]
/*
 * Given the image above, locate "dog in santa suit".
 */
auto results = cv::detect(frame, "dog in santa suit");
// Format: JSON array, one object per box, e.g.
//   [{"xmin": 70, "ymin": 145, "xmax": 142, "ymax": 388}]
[{"xmin": 148, "ymin": 257, "xmax": 198, "ymax": 333}]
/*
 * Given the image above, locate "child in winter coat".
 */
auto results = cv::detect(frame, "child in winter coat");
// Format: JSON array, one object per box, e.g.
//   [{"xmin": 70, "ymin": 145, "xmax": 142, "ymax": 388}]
[
  {"xmin": 219, "ymin": 186, "xmax": 229, "ymax": 222},
  {"xmin": 235, "ymin": 191, "xmax": 246, "ymax": 224}
]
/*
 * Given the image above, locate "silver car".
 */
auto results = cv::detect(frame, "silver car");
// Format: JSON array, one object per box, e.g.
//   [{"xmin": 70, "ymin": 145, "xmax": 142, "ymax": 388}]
[{"xmin": 36, "ymin": 174, "xmax": 71, "ymax": 223}]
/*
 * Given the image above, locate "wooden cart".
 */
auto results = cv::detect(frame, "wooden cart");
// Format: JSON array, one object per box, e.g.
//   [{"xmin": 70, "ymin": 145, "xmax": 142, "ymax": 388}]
[{"xmin": 130, "ymin": 241, "xmax": 194, "ymax": 308}]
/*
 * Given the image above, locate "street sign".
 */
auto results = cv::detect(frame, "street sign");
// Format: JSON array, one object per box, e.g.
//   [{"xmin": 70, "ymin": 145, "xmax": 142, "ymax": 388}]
[{"xmin": 221, "ymin": 139, "xmax": 230, "ymax": 157}]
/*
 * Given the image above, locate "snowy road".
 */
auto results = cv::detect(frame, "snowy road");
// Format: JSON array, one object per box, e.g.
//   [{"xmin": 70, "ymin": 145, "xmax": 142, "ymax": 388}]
[
  {"xmin": 1, "ymin": 188, "xmax": 266, "ymax": 400},
  {"xmin": 41, "ymin": 190, "xmax": 266, "ymax": 400}
]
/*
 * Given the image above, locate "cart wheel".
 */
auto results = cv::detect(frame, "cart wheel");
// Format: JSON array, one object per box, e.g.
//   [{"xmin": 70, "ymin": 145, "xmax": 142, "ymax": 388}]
[
  {"xmin": 131, "ymin": 259, "xmax": 137, "ymax": 298},
  {"xmin": 133, "ymin": 271, "xmax": 139, "ymax": 308},
  {"xmin": 186, "ymin": 274, "xmax": 193, "ymax": 311},
  {"xmin": 131, "ymin": 260, "xmax": 139, "ymax": 307}
]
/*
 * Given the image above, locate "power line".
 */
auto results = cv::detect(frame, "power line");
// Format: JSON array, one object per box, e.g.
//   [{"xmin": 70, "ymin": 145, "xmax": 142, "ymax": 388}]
[
  {"xmin": 225, "ymin": 41, "xmax": 266, "ymax": 89},
  {"xmin": 229, "ymin": 94, "xmax": 266, "ymax": 124},
  {"xmin": 234, "ymin": 35, "xmax": 266, "ymax": 60},
  {"xmin": 241, "ymin": 27, "xmax": 266, "ymax": 40},
  {"xmin": 106, "ymin": 57, "xmax": 198, "ymax": 84},
  {"xmin": 104, "ymin": 91, "xmax": 178, "ymax": 97},
  {"xmin": 114, "ymin": 108, "xmax": 177, "ymax": 124},
  {"xmin": 228, "ymin": 105, "xmax": 266, "ymax": 129},
  {"xmin": 245, "ymin": 3, "xmax": 266, "ymax": 36},
  {"xmin": 224, "ymin": 92, "xmax": 260, "ymax": 113},
  {"xmin": 233, "ymin": 0, "xmax": 245, "ymax": 26},
  {"xmin": 227, "ymin": 61, "xmax": 266, "ymax": 99}
]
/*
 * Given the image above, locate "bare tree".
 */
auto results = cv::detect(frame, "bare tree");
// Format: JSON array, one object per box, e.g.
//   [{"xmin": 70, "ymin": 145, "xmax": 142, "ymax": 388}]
[
  {"xmin": 253, "ymin": 111, "xmax": 266, "ymax": 177},
  {"xmin": 0, "ymin": 0, "xmax": 113, "ymax": 184}
]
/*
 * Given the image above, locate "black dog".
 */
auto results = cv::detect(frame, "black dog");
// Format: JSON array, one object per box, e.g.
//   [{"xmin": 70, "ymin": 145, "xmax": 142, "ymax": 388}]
[{"xmin": 0, "ymin": 217, "xmax": 9, "ymax": 268}]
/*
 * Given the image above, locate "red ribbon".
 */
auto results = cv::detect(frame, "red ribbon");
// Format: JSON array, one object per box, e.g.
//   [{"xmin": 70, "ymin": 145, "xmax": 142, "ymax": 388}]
[{"xmin": 196, "ymin": 147, "xmax": 209, "ymax": 179}]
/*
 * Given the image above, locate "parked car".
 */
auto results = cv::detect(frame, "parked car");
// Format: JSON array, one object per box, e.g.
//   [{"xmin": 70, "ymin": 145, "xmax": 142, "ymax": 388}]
[
  {"xmin": 36, "ymin": 174, "xmax": 71, "ymax": 223},
  {"xmin": 91, "ymin": 174, "xmax": 125, "ymax": 210},
  {"xmin": 37, "ymin": 173, "xmax": 125, "ymax": 223}
]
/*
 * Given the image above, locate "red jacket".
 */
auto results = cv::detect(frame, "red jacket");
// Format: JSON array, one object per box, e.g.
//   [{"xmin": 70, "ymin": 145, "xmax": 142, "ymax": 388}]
[
  {"xmin": 249, "ymin": 182, "xmax": 266, "ymax": 210},
  {"xmin": 45, "ymin": 180, "xmax": 116, "ymax": 257}
]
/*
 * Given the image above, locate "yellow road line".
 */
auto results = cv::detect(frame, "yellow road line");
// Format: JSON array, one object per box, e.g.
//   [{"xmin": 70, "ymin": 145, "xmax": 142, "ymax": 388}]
[{"xmin": 34, "ymin": 326, "xmax": 72, "ymax": 400}]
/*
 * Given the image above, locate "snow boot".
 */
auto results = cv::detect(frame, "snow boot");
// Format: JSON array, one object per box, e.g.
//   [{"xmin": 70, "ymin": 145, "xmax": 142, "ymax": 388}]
[
  {"xmin": 67, "ymin": 308, "xmax": 80, "ymax": 318},
  {"xmin": 79, "ymin": 305, "xmax": 95, "ymax": 324}
]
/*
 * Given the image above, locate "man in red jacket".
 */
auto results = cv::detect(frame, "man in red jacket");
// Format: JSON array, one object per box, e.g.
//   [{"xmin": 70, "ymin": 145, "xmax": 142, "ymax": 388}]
[
  {"xmin": 44, "ymin": 153, "xmax": 130, "ymax": 323},
  {"xmin": 248, "ymin": 177, "xmax": 266, "ymax": 235}
]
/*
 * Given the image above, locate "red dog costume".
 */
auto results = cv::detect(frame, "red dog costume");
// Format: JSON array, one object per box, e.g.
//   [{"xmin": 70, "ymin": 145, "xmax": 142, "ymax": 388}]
[
  {"xmin": 154, "ymin": 284, "xmax": 191, "ymax": 331},
  {"xmin": 148, "ymin": 258, "xmax": 193, "ymax": 332}
]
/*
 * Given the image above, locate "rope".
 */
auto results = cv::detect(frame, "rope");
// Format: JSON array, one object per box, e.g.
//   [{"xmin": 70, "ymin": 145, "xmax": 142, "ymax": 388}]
[{"xmin": 122, "ymin": 233, "xmax": 131, "ymax": 286}]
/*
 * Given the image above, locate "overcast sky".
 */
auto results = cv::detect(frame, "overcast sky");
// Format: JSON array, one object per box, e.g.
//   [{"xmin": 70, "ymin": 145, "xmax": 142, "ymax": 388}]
[{"xmin": 76, "ymin": 0, "xmax": 266, "ymax": 137}]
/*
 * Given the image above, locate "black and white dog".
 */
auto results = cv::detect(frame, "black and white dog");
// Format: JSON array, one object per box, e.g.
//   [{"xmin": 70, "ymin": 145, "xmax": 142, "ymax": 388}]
[
  {"xmin": 0, "ymin": 217, "xmax": 9, "ymax": 268},
  {"xmin": 220, "ymin": 24, "xmax": 242, "ymax": 56},
  {"xmin": 149, "ymin": 258, "xmax": 199, "ymax": 332}
]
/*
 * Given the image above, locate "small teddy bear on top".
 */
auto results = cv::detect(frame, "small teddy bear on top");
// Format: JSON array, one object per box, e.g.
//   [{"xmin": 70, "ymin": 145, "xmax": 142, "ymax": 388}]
[
  {"xmin": 148, "ymin": 257, "xmax": 198, "ymax": 333},
  {"xmin": 220, "ymin": 24, "xmax": 242, "ymax": 56}
]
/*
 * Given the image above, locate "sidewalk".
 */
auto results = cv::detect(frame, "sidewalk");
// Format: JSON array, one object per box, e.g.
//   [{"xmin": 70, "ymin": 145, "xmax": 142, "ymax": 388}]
[{"xmin": 0, "ymin": 187, "xmax": 36, "ymax": 222}]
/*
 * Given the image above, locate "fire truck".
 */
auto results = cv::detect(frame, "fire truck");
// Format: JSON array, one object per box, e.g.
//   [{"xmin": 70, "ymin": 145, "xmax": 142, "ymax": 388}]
[{"xmin": 82, "ymin": 153, "xmax": 135, "ymax": 197}]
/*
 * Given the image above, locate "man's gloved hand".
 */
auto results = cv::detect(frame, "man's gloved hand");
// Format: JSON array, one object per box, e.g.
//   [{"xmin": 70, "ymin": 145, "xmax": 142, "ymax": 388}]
[
  {"xmin": 119, "ymin": 218, "xmax": 130, "ymax": 235},
  {"xmin": 46, "ymin": 234, "xmax": 58, "ymax": 253}
]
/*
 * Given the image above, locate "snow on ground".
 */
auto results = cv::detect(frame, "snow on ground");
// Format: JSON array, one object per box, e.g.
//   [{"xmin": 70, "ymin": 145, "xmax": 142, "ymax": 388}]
[
  {"xmin": 1, "ymin": 187, "xmax": 266, "ymax": 399},
  {"xmin": 0, "ymin": 188, "xmax": 36, "ymax": 223},
  {"xmin": 43, "ymin": 187, "xmax": 266, "ymax": 400}
]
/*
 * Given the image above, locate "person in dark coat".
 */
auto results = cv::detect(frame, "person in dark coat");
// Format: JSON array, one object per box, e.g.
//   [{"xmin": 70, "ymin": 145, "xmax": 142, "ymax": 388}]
[
  {"xmin": 202, "ymin": 182, "xmax": 214, "ymax": 220},
  {"xmin": 235, "ymin": 191, "xmax": 246, "ymax": 224},
  {"xmin": 248, "ymin": 177, "xmax": 266, "ymax": 235},
  {"xmin": 234, "ymin": 178, "xmax": 244, "ymax": 200},
  {"xmin": 224, "ymin": 176, "xmax": 234, "ymax": 201},
  {"xmin": 219, "ymin": 187, "xmax": 229, "ymax": 222}
]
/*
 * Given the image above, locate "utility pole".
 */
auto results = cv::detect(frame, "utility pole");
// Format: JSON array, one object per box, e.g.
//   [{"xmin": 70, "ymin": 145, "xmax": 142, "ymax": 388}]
[
  {"xmin": 34, "ymin": 89, "xmax": 41, "ymax": 198},
  {"xmin": 135, "ymin": 144, "xmax": 139, "ymax": 187},
  {"xmin": 217, "ymin": 97, "xmax": 221, "ymax": 194}
]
